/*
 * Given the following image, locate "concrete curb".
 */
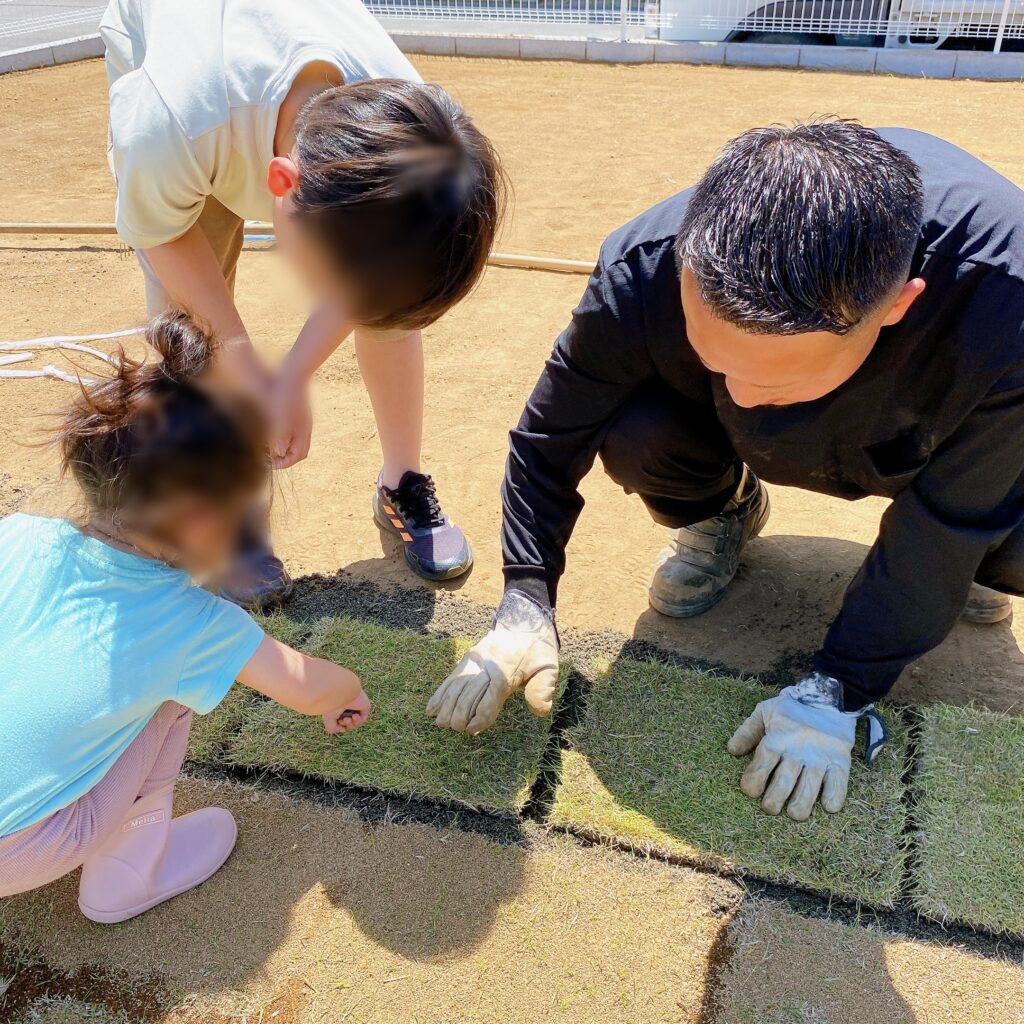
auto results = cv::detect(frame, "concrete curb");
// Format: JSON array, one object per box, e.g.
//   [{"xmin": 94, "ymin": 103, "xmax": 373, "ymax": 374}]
[
  {"xmin": 3, "ymin": 29, "xmax": 1024, "ymax": 81},
  {"xmin": 0, "ymin": 33, "xmax": 102, "ymax": 75},
  {"xmin": 392, "ymin": 32, "xmax": 1024, "ymax": 80}
]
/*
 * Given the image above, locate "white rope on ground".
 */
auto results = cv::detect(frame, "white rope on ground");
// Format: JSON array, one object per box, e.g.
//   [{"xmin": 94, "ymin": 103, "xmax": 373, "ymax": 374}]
[
  {"xmin": 0, "ymin": 326, "xmax": 143, "ymax": 353},
  {"xmin": 0, "ymin": 327, "xmax": 143, "ymax": 385},
  {"xmin": 0, "ymin": 366, "xmax": 97, "ymax": 385}
]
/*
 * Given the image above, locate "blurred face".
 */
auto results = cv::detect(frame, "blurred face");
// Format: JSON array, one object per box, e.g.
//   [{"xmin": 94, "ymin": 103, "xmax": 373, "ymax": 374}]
[
  {"xmin": 271, "ymin": 188, "xmax": 345, "ymax": 300},
  {"xmin": 680, "ymin": 269, "xmax": 926, "ymax": 409},
  {"xmin": 134, "ymin": 494, "xmax": 253, "ymax": 577},
  {"xmin": 269, "ymin": 158, "xmax": 411, "ymax": 338}
]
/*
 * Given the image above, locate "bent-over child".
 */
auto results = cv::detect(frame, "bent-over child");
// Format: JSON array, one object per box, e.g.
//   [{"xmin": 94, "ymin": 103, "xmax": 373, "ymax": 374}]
[
  {"xmin": 101, "ymin": 0, "xmax": 507, "ymax": 606},
  {"xmin": 0, "ymin": 312, "xmax": 370, "ymax": 923}
]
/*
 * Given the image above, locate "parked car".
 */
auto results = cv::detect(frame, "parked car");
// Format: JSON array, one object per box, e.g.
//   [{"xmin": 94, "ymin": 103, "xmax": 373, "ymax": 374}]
[{"xmin": 658, "ymin": 0, "xmax": 1024, "ymax": 49}]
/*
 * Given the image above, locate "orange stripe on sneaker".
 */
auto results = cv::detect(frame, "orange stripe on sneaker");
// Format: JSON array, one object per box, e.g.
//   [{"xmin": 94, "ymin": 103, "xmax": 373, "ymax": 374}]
[
  {"xmin": 400, "ymin": 531, "xmax": 413, "ymax": 542},
  {"xmin": 383, "ymin": 504, "xmax": 395, "ymax": 515},
  {"xmin": 390, "ymin": 518, "xmax": 403, "ymax": 528}
]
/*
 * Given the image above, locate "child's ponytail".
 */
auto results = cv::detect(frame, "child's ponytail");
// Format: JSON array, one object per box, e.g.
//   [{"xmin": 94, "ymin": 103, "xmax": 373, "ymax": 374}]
[
  {"xmin": 145, "ymin": 309, "xmax": 216, "ymax": 383},
  {"xmin": 54, "ymin": 311, "xmax": 268, "ymax": 528}
]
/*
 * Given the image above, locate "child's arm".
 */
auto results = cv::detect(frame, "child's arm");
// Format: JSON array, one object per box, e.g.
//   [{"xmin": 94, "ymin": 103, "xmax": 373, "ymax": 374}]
[
  {"xmin": 236, "ymin": 635, "xmax": 371, "ymax": 732},
  {"xmin": 142, "ymin": 225, "xmax": 268, "ymax": 399},
  {"xmin": 271, "ymin": 302, "xmax": 354, "ymax": 468}
]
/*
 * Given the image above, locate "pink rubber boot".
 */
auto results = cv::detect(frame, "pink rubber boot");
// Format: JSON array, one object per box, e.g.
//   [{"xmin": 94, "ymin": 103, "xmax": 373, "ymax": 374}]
[{"xmin": 78, "ymin": 786, "xmax": 237, "ymax": 924}]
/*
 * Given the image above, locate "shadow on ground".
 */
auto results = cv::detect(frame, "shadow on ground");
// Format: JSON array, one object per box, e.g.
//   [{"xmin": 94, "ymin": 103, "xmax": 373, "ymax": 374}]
[
  {"xmin": 0, "ymin": 779, "xmax": 532, "ymax": 1021},
  {"xmin": 628, "ymin": 533, "xmax": 1024, "ymax": 712}
]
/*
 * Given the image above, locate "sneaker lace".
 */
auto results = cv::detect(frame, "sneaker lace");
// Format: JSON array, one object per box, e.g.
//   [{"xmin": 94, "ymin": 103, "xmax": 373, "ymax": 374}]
[{"xmin": 396, "ymin": 475, "xmax": 446, "ymax": 529}]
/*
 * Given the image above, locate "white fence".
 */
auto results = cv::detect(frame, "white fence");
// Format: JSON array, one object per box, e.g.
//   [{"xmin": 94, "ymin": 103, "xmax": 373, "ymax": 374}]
[
  {"xmin": 365, "ymin": 0, "xmax": 1024, "ymax": 47},
  {"xmin": 369, "ymin": 0, "xmax": 657, "ymax": 39}
]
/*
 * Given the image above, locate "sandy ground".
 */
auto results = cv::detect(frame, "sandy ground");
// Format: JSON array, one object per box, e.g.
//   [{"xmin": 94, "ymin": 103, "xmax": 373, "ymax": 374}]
[
  {"xmin": 1, "ymin": 777, "xmax": 741, "ymax": 1024},
  {"xmin": 717, "ymin": 900, "xmax": 1024, "ymax": 1024},
  {"xmin": 5, "ymin": 778, "xmax": 1024, "ymax": 1024},
  {"xmin": 4, "ymin": 55, "xmax": 1024, "ymax": 1022},
  {"xmin": 3, "ymin": 57, "xmax": 1024, "ymax": 711}
]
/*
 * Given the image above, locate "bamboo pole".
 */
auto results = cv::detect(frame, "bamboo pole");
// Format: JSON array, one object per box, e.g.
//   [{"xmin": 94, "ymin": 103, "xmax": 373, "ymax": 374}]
[{"xmin": 0, "ymin": 223, "xmax": 596, "ymax": 275}]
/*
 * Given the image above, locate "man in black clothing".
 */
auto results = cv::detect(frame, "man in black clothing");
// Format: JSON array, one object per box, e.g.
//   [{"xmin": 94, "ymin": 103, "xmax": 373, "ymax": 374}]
[{"xmin": 426, "ymin": 120, "xmax": 1024, "ymax": 821}]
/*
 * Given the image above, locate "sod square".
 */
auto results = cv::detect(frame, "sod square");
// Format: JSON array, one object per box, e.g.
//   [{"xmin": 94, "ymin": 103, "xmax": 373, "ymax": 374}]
[
  {"xmin": 549, "ymin": 657, "xmax": 911, "ymax": 905},
  {"xmin": 912, "ymin": 703, "xmax": 1024, "ymax": 935},
  {"xmin": 185, "ymin": 612, "xmax": 314, "ymax": 764},
  {"xmin": 224, "ymin": 615, "xmax": 557, "ymax": 811}
]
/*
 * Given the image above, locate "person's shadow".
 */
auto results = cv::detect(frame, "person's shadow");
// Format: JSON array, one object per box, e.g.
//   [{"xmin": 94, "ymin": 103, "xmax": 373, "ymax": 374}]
[
  {"xmin": 629, "ymin": 532, "xmax": 1024, "ymax": 712},
  {"xmin": 566, "ymin": 531, "xmax": 1024, "ymax": 1024},
  {"xmin": 0, "ymin": 775, "xmax": 529, "ymax": 1021}
]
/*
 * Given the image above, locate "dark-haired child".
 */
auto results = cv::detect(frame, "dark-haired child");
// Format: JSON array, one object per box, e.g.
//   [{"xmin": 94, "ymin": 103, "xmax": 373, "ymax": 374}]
[
  {"xmin": 101, "ymin": 0, "xmax": 507, "ymax": 605},
  {"xmin": 0, "ymin": 313, "xmax": 370, "ymax": 923}
]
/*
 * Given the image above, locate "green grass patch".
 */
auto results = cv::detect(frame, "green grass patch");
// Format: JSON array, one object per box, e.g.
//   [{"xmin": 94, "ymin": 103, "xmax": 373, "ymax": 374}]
[
  {"xmin": 224, "ymin": 615, "xmax": 559, "ymax": 811},
  {"xmin": 912, "ymin": 703, "xmax": 1024, "ymax": 935},
  {"xmin": 186, "ymin": 611, "xmax": 312, "ymax": 764},
  {"xmin": 550, "ymin": 657, "xmax": 911, "ymax": 905}
]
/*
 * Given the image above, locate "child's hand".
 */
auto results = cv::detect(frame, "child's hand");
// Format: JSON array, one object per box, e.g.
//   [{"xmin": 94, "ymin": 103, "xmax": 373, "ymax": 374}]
[
  {"xmin": 271, "ymin": 374, "xmax": 313, "ymax": 470},
  {"xmin": 323, "ymin": 690, "xmax": 372, "ymax": 735}
]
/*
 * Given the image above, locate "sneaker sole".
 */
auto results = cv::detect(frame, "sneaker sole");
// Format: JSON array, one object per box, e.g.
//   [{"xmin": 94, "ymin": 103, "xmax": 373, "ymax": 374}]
[
  {"xmin": 648, "ymin": 584, "xmax": 730, "ymax": 619},
  {"xmin": 961, "ymin": 602, "xmax": 1012, "ymax": 624}
]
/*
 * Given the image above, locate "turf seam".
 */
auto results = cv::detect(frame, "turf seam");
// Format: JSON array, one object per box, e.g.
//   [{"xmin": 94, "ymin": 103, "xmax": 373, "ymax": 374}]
[
  {"xmin": 520, "ymin": 668, "xmax": 592, "ymax": 822},
  {"xmin": 544, "ymin": 820, "xmax": 1024, "ymax": 962},
  {"xmin": 184, "ymin": 761, "xmax": 530, "ymax": 849},
  {"xmin": 893, "ymin": 704, "xmax": 930, "ymax": 922},
  {"xmin": 184, "ymin": 572, "xmax": 1024, "ymax": 961},
  {"xmin": 0, "ymin": 942, "xmax": 170, "ymax": 1023},
  {"xmin": 181, "ymin": 759, "xmax": 1024, "ymax": 965}
]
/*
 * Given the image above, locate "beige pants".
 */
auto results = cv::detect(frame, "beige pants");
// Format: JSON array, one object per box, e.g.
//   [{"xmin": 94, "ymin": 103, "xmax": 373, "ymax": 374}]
[{"xmin": 137, "ymin": 197, "xmax": 244, "ymax": 316}]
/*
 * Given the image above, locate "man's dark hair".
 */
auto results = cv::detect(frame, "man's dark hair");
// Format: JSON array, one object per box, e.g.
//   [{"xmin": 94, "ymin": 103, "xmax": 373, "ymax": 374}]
[
  {"xmin": 292, "ymin": 78, "xmax": 507, "ymax": 332},
  {"xmin": 675, "ymin": 119, "xmax": 924, "ymax": 336}
]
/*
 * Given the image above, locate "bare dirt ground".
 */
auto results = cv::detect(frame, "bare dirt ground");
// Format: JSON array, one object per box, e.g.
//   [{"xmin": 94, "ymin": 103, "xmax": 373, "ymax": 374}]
[
  {"xmin": 4, "ymin": 56, "xmax": 1024, "ymax": 1023},
  {"xmin": 1, "ymin": 777, "xmax": 738, "ymax": 1024},
  {"xmin": 4, "ymin": 57, "xmax": 1024, "ymax": 711}
]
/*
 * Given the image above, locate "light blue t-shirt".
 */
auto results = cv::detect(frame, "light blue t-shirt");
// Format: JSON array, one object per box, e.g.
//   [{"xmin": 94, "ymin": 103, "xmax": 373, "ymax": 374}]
[{"xmin": 0, "ymin": 514, "xmax": 265, "ymax": 837}]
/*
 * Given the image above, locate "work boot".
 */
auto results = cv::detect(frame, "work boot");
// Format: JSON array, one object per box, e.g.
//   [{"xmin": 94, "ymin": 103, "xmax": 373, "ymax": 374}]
[
  {"xmin": 78, "ymin": 787, "xmax": 237, "ymax": 924},
  {"xmin": 649, "ymin": 468, "xmax": 770, "ymax": 618},
  {"xmin": 373, "ymin": 471, "xmax": 473, "ymax": 581},
  {"xmin": 962, "ymin": 583, "xmax": 1012, "ymax": 624}
]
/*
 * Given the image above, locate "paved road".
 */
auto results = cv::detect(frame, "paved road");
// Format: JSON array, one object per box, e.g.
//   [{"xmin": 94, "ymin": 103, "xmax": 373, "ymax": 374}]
[{"xmin": 0, "ymin": 0, "xmax": 104, "ymax": 53}]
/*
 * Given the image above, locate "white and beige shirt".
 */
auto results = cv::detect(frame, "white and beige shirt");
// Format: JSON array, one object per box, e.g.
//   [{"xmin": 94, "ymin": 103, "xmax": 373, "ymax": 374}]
[{"xmin": 101, "ymin": 0, "xmax": 421, "ymax": 250}]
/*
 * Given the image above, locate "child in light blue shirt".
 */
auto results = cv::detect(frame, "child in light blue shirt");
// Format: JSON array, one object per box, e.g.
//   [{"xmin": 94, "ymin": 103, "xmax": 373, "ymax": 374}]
[{"xmin": 0, "ymin": 311, "xmax": 370, "ymax": 925}]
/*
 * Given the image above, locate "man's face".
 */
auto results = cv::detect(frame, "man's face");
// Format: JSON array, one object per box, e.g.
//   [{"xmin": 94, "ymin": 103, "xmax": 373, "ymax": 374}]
[{"xmin": 680, "ymin": 269, "xmax": 925, "ymax": 409}]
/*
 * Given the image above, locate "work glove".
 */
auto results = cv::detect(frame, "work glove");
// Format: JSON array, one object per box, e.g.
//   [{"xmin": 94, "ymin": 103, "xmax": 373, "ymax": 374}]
[
  {"xmin": 727, "ymin": 673, "xmax": 888, "ymax": 821},
  {"xmin": 427, "ymin": 590, "xmax": 559, "ymax": 734}
]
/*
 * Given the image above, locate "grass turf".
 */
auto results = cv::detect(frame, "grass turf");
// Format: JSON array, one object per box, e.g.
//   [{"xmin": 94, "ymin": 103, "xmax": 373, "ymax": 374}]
[
  {"xmin": 185, "ymin": 612, "xmax": 312, "ymax": 763},
  {"xmin": 223, "ymin": 615, "xmax": 559, "ymax": 811},
  {"xmin": 549, "ymin": 656, "xmax": 911, "ymax": 905},
  {"xmin": 911, "ymin": 703, "xmax": 1024, "ymax": 935}
]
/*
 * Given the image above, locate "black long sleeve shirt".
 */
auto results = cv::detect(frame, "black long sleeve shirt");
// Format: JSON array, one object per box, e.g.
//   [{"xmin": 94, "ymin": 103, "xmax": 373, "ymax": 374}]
[{"xmin": 501, "ymin": 128, "xmax": 1024, "ymax": 709}]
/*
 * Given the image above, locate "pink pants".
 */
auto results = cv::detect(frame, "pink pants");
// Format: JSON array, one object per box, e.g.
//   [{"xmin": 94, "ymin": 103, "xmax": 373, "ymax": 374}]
[{"xmin": 0, "ymin": 702, "xmax": 193, "ymax": 897}]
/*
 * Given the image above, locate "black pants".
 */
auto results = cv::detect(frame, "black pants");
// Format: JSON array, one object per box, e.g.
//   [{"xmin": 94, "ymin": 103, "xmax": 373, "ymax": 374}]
[{"xmin": 598, "ymin": 383, "xmax": 1024, "ymax": 597}]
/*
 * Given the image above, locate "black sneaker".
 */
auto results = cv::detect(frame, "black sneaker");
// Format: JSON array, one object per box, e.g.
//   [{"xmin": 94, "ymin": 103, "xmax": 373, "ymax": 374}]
[{"xmin": 372, "ymin": 471, "xmax": 473, "ymax": 581}]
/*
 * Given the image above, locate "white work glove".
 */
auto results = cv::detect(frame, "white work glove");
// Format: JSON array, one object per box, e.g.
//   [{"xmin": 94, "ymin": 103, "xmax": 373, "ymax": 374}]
[
  {"xmin": 427, "ymin": 590, "xmax": 559, "ymax": 735},
  {"xmin": 727, "ymin": 673, "xmax": 888, "ymax": 821}
]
